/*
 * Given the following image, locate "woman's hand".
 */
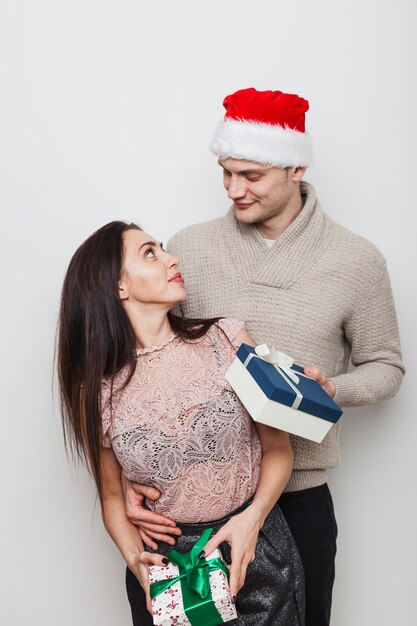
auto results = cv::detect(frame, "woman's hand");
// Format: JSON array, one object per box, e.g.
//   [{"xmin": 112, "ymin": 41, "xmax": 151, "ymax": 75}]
[
  {"xmin": 99, "ymin": 449, "xmax": 171, "ymax": 615},
  {"xmin": 200, "ymin": 505, "xmax": 263, "ymax": 599},
  {"xmin": 127, "ymin": 550, "xmax": 170, "ymax": 615}
]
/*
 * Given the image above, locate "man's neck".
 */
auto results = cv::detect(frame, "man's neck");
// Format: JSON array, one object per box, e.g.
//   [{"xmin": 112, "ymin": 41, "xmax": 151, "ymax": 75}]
[{"xmin": 256, "ymin": 190, "xmax": 304, "ymax": 240}]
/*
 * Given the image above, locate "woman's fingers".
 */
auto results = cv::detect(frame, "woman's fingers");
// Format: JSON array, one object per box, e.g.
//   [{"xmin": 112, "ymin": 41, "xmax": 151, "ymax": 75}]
[
  {"xmin": 228, "ymin": 569, "xmax": 239, "ymax": 599},
  {"xmin": 229, "ymin": 553, "xmax": 242, "ymax": 598},
  {"xmin": 136, "ymin": 550, "xmax": 170, "ymax": 614},
  {"xmin": 134, "ymin": 560, "xmax": 154, "ymax": 615},
  {"xmin": 146, "ymin": 592, "xmax": 153, "ymax": 615},
  {"xmin": 203, "ymin": 528, "xmax": 246, "ymax": 597},
  {"xmin": 200, "ymin": 529, "xmax": 224, "ymax": 558},
  {"xmin": 229, "ymin": 550, "xmax": 252, "ymax": 598},
  {"xmin": 138, "ymin": 551, "xmax": 170, "ymax": 567},
  {"xmin": 201, "ymin": 518, "xmax": 256, "ymax": 598}
]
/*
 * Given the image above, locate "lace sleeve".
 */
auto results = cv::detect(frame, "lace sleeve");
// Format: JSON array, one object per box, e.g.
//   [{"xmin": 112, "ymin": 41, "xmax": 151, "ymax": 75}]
[{"xmin": 215, "ymin": 318, "xmax": 245, "ymax": 349}]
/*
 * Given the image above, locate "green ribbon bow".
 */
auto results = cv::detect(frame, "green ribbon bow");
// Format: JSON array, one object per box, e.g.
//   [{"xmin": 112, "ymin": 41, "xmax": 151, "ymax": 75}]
[{"xmin": 150, "ymin": 528, "xmax": 230, "ymax": 626}]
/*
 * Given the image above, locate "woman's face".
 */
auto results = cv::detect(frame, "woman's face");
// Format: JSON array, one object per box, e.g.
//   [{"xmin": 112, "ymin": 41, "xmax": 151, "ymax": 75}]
[{"xmin": 119, "ymin": 229, "xmax": 186, "ymax": 309}]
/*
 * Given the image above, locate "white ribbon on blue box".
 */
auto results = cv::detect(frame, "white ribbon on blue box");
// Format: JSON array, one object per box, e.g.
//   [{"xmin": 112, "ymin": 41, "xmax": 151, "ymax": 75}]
[{"xmin": 225, "ymin": 343, "xmax": 343, "ymax": 443}]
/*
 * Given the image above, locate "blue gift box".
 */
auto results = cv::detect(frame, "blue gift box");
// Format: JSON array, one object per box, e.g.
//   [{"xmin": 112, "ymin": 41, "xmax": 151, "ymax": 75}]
[{"xmin": 225, "ymin": 343, "xmax": 343, "ymax": 443}]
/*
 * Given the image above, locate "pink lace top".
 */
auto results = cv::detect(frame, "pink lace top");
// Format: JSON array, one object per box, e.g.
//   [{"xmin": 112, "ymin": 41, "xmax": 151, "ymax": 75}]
[{"xmin": 101, "ymin": 319, "xmax": 261, "ymax": 522}]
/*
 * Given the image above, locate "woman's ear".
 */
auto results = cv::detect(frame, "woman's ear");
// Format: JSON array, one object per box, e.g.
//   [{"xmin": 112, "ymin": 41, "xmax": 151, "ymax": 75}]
[{"xmin": 118, "ymin": 278, "xmax": 129, "ymax": 300}]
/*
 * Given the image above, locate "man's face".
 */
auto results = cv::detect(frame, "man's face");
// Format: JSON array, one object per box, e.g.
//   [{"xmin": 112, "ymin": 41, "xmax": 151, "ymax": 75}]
[{"xmin": 219, "ymin": 158, "xmax": 302, "ymax": 226}]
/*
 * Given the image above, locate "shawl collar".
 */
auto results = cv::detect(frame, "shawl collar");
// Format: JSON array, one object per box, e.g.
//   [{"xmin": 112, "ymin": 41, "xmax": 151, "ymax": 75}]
[{"xmin": 222, "ymin": 181, "xmax": 332, "ymax": 289}]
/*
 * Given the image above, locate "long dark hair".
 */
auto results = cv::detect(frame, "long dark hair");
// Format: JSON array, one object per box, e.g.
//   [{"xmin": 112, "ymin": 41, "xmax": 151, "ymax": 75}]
[{"xmin": 57, "ymin": 220, "xmax": 220, "ymax": 499}]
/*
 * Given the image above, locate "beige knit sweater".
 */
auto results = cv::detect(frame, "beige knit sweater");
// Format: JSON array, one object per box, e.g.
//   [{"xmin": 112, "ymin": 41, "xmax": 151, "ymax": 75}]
[{"xmin": 167, "ymin": 182, "xmax": 404, "ymax": 491}]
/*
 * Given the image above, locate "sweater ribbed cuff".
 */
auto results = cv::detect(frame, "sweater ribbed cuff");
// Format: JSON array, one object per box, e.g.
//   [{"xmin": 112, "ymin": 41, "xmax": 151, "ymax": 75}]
[
  {"xmin": 331, "ymin": 373, "xmax": 360, "ymax": 407},
  {"xmin": 284, "ymin": 469, "xmax": 327, "ymax": 492}
]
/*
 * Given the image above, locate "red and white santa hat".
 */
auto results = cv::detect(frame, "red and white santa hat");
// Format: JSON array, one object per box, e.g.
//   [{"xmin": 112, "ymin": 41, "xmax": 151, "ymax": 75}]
[{"xmin": 210, "ymin": 87, "xmax": 313, "ymax": 168}]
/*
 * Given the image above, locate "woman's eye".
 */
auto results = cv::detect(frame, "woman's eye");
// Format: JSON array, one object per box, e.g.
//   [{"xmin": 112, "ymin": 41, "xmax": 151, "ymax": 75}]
[{"xmin": 145, "ymin": 248, "xmax": 156, "ymax": 258}]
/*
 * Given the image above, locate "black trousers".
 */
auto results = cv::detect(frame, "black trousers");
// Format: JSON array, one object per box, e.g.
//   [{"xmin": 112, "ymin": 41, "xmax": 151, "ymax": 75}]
[
  {"xmin": 126, "ymin": 498, "xmax": 305, "ymax": 625},
  {"xmin": 278, "ymin": 484, "xmax": 338, "ymax": 626}
]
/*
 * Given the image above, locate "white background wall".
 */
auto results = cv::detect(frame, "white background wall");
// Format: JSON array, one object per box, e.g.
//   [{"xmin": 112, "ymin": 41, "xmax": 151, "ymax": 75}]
[{"xmin": 1, "ymin": 1, "xmax": 416, "ymax": 624}]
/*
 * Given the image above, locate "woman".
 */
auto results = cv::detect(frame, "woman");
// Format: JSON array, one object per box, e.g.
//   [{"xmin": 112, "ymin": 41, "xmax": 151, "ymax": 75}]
[{"xmin": 57, "ymin": 220, "xmax": 305, "ymax": 625}]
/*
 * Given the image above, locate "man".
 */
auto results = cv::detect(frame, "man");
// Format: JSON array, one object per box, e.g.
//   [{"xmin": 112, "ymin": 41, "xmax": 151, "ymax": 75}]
[{"xmin": 124, "ymin": 88, "xmax": 404, "ymax": 625}]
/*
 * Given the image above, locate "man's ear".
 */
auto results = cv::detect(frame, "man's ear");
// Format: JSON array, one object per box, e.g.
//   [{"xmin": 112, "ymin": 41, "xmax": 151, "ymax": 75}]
[
  {"xmin": 291, "ymin": 166, "xmax": 307, "ymax": 182},
  {"xmin": 118, "ymin": 278, "xmax": 129, "ymax": 300}
]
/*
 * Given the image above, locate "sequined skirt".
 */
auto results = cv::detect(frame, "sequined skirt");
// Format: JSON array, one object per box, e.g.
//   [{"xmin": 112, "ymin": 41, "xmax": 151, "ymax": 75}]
[{"xmin": 126, "ymin": 498, "xmax": 305, "ymax": 626}]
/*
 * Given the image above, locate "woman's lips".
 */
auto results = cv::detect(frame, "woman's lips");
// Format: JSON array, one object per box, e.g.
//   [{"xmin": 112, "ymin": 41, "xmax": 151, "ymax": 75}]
[{"xmin": 168, "ymin": 272, "xmax": 184, "ymax": 283}]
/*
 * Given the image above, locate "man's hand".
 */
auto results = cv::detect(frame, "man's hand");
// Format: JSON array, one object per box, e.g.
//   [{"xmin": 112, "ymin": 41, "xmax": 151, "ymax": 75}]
[
  {"xmin": 121, "ymin": 475, "xmax": 182, "ymax": 549},
  {"xmin": 304, "ymin": 366, "xmax": 336, "ymax": 399}
]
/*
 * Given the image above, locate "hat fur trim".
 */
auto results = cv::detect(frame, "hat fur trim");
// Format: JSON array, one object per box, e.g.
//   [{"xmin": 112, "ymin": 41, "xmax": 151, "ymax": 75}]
[{"xmin": 210, "ymin": 119, "xmax": 313, "ymax": 167}]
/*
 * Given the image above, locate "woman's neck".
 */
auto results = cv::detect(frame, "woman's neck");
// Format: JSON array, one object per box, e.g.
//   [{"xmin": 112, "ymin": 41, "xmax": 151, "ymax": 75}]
[{"xmin": 124, "ymin": 303, "xmax": 172, "ymax": 349}]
